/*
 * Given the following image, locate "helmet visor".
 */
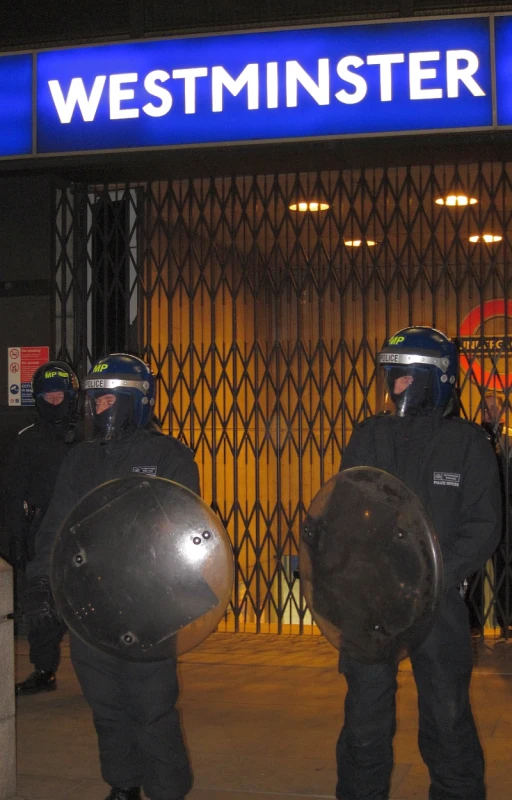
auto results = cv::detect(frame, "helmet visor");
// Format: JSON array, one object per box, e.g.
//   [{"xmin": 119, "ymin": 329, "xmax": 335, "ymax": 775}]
[
  {"xmin": 377, "ymin": 364, "xmax": 435, "ymax": 417},
  {"xmin": 84, "ymin": 373, "xmax": 154, "ymax": 439},
  {"xmin": 377, "ymin": 348, "xmax": 454, "ymax": 416},
  {"xmin": 375, "ymin": 366, "xmax": 396, "ymax": 415},
  {"xmin": 84, "ymin": 390, "xmax": 134, "ymax": 441}
]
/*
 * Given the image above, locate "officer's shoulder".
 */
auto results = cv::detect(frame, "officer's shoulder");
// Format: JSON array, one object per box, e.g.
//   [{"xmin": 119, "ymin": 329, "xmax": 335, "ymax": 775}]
[
  {"xmin": 144, "ymin": 428, "xmax": 195, "ymax": 459},
  {"xmin": 444, "ymin": 416, "xmax": 491, "ymax": 441},
  {"xmin": 65, "ymin": 438, "xmax": 96, "ymax": 459},
  {"xmin": 354, "ymin": 413, "xmax": 391, "ymax": 430}
]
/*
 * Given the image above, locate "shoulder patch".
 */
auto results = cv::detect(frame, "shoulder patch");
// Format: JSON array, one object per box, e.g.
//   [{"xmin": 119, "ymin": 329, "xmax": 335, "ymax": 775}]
[
  {"xmin": 433, "ymin": 471, "xmax": 461, "ymax": 487},
  {"xmin": 132, "ymin": 465, "xmax": 157, "ymax": 476}
]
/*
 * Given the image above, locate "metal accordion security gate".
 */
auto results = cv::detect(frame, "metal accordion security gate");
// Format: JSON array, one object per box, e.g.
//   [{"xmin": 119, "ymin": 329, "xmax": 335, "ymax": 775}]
[{"xmin": 52, "ymin": 162, "xmax": 512, "ymax": 635}]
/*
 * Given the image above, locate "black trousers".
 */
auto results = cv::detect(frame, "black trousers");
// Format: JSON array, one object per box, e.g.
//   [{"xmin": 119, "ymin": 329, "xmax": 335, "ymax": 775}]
[
  {"xmin": 336, "ymin": 588, "xmax": 485, "ymax": 800},
  {"xmin": 13, "ymin": 559, "xmax": 66, "ymax": 671},
  {"xmin": 70, "ymin": 635, "xmax": 192, "ymax": 800},
  {"xmin": 29, "ymin": 616, "xmax": 67, "ymax": 672}
]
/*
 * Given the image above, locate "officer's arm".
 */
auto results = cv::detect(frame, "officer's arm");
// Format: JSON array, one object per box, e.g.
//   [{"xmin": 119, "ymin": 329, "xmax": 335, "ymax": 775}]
[
  {"xmin": 26, "ymin": 450, "xmax": 80, "ymax": 580},
  {"xmin": 443, "ymin": 433, "xmax": 502, "ymax": 588},
  {"xmin": 3, "ymin": 435, "xmax": 30, "ymax": 567},
  {"xmin": 339, "ymin": 424, "xmax": 370, "ymax": 471},
  {"xmin": 506, "ymin": 448, "xmax": 512, "ymax": 504}
]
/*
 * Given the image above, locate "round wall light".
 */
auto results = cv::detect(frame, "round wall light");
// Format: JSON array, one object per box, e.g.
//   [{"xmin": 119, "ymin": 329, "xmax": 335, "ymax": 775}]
[
  {"xmin": 468, "ymin": 234, "xmax": 503, "ymax": 243},
  {"xmin": 289, "ymin": 201, "xmax": 330, "ymax": 211},
  {"xmin": 344, "ymin": 239, "xmax": 377, "ymax": 247},
  {"xmin": 435, "ymin": 195, "xmax": 478, "ymax": 206}
]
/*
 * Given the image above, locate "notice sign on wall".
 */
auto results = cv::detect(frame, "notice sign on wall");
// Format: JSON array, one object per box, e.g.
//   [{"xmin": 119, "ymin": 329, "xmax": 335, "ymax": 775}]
[{"xmin": 8, "ymin": 346, "xmax": 49, "ymax": 406}]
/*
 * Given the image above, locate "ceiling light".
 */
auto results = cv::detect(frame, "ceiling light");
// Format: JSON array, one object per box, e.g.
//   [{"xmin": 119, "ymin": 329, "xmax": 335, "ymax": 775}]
[
  {"xmin": 435, "ymin": 194, "xmax": 478, "ymax": 206},
  {"xmin": 344, "ymin": 239, "xmax": 377, "ymax": 247},
  {"xmin": 289, "ymin": 201, "xmax": 329, "ymax": 211},
  {"xmin": 468, "ymin": 234, "xmax": 503, "ymax": 243}
]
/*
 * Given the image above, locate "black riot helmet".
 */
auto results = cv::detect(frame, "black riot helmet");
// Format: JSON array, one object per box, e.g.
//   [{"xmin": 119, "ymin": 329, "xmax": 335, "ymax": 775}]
[
  {"xmin": 377, "ymin": 327, "xmax": 457, "ymax": 417},
  {"xmin": 31, "ymin": 361, "xmax": 79, "ymax": 424}
]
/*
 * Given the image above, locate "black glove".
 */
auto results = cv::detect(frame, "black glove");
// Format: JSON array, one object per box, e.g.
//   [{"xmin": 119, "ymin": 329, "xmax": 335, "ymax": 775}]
[{"xmin": 24, "ymin": 577, "xmax": 60, "ymax": 633}]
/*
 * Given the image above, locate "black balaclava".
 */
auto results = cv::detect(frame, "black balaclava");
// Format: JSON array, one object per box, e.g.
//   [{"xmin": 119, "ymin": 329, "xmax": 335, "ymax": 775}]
[
  {"xmin": 35, "ymin": 392, "xmax": 75, "ymax": 425},
  {"xmin": 387, "ymin": 366, "xmax": 435, "ymax": 417}
]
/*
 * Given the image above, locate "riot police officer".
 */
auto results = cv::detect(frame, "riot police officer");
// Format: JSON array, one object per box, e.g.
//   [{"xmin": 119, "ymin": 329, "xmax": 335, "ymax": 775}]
[
  {"xmin": 336, "ymin": 327, "xmax": 501, "ymax": 800},
  {"xmin": 26, "ymin": 353, "xmax": 197, "ymax": 800},
  {"xmin": 5, "ymin": 360, "xmax": 80, "ymax": 696}
]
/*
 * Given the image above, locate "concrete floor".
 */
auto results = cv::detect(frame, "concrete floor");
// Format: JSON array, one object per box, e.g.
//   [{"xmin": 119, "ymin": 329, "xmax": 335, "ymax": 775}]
[{"xmin": 12, "ymin": 632, "xmax": 512, "ymax": 800}]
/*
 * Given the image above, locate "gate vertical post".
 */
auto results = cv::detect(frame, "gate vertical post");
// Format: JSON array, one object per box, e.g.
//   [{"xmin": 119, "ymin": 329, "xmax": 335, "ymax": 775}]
[{"xmin": 0, "ymin": 558, "xmax": 16, "ymax": 798}]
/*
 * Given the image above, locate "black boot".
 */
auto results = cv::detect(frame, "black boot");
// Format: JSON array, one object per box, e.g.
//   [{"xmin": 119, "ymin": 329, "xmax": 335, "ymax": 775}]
[
  {"xmin": 104, "ymin": 789, "xmax": 141, "ymax": 800},
  {"xmin": 15, "ymin": 670, "xmax": 56, "ymax": 696}
]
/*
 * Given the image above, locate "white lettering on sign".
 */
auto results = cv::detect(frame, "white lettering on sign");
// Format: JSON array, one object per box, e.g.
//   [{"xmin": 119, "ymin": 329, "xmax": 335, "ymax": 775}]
[
  {"xmin": 212, "ymin": 64, "xmax": 259, "ymax": 111},
  {"xmin": 267, "ymin": 62, "xmax": 278, "ymax": 108},
  {"xmin": 110, "ymin": 73, "xmax": 139, "ymax": 119},
  {"xmin": 446, "ymin": 50, "xmax": 485, "ymax": 98},
  {"xmin": 48, "ymin": 76, "xmax": 107, "ymax": 123},
  {"xmin": 335, "ymin": 56, "xmax": 367, "ymax": 104},
  {"xmin": 366, "ymin": 54, "xmax": 405, "ymax": 101},
  {"xmin": 143, "ymin": 70, "xmax": 173, "ymax": 117},
  {"xmin": 172, "ymin": 67, "xmax": 208, "ymax": 113},
  {"xmin": 286, "ymin": 59, "xmax": 330, "ymax": 107},
  {"xmin": 409, "ymin": 52, "xmax": 442, "ymax": 100},
  {"xmin": 47, "ymin": 49, "xmax": 486, "ymax": 124}
]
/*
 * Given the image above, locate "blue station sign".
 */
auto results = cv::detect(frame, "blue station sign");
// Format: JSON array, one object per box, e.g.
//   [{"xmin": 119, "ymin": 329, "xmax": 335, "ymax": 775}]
[
  {"xmin": 495, "ymin": 15, "xmax": 512, "ymax": 126},
  {"xmin": 0, "ymin": 54, "xmax": 33, "ymax": 156},
  {"xmin": 1, "ymin": 14, "xmax": 512, "ymax": 158}
]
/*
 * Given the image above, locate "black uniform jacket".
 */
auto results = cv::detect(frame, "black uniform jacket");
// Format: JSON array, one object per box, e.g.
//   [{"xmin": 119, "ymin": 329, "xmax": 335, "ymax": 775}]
[
  {"xmin": 28, "ymin": 426, "xmax": 200, "ymax": 580},
  {"xmin": 4, "ymin": 420, "xmax": 78, "ymax": 551},
  {"xmin": 341, "ymin": 410, "xmax": 502, "ymax": 588}
]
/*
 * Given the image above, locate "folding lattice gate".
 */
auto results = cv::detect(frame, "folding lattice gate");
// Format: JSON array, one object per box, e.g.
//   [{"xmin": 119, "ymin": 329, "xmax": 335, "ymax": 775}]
[{"xmin": 52, "ymin": 163, "xmax": 512, "ymax": 635}]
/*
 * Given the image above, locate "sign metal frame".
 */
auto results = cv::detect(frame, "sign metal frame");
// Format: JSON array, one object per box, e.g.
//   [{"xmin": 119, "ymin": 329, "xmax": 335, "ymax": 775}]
[{"xmin": 0, "ymin": 12, "xmax": 511, "ymax": 160}]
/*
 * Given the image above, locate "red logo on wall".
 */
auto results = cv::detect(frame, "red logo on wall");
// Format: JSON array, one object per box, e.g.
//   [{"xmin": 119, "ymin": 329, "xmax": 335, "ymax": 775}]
[{"xmin": 459, "ymin": 299, "xmax": 512, "ymax": 388}]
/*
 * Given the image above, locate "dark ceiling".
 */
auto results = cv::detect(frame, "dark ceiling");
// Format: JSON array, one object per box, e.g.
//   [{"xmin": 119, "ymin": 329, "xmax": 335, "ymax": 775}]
[{"xmin": 1, "ymin": 1, "xmax": 512, "ymax": 50}]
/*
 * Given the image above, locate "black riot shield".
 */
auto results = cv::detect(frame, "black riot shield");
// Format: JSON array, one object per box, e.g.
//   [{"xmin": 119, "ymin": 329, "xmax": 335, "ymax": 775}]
[
  {"xmin": 50, "ymin": 477, "xmax": 234, "ymax": 661},
  {"xmin": 300, "ymin": 467, "xmax": 443, "ymax": 664}
]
